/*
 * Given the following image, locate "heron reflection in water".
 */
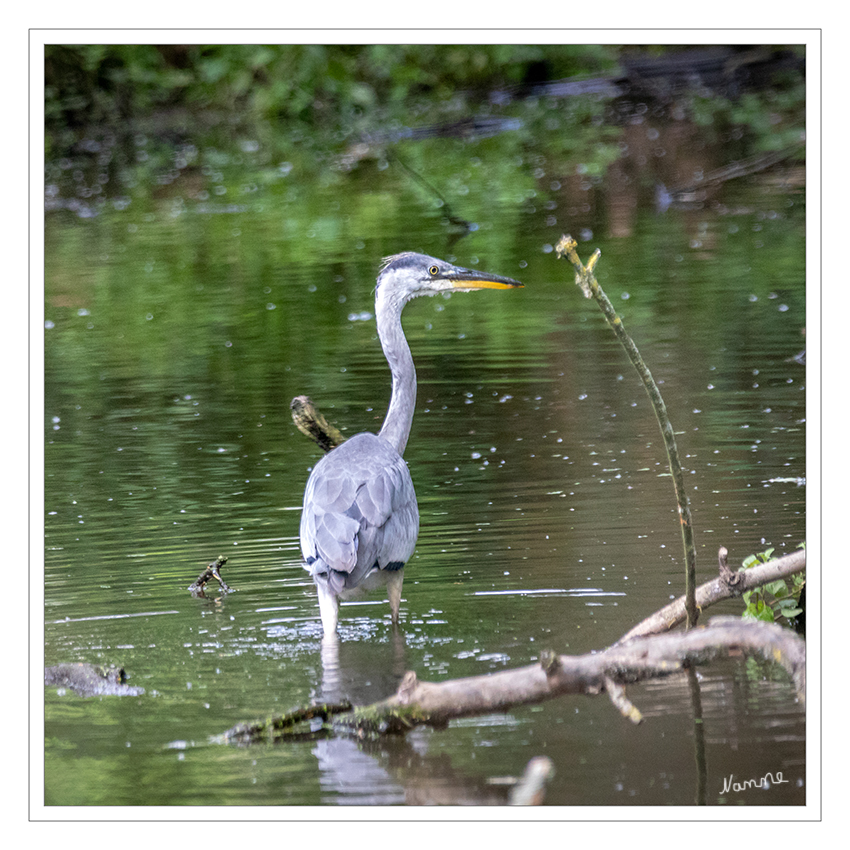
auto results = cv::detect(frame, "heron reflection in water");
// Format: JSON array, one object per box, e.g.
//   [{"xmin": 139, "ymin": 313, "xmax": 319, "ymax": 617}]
[{"xmin": 300, "ymin": 252, "xmax": 523, "ymax": 635}]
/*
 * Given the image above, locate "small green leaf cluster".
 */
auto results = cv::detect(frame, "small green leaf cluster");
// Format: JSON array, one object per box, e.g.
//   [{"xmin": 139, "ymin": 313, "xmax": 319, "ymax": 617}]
[{"xmin": 740, "ymin": 547, "xmax": 805, "ymax": 627}]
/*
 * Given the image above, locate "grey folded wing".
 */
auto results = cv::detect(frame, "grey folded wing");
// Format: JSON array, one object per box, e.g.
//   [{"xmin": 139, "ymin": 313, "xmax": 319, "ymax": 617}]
[{"xmin": 300, "ymin": 433, "xmax": 419, "ymax": 594}]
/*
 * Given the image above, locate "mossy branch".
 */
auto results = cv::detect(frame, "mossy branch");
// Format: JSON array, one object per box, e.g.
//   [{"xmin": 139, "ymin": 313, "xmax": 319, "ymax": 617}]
[
  {"xmin": 555, "ymin": 235, "xmax": 699, "ymax": 628},
  {"xmin": 214, "ymin": 700, "xmax": 353, "ymax": 744}
]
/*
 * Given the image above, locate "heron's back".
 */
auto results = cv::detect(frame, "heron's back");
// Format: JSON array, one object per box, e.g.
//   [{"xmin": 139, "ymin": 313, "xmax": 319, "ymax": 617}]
[{"xmin": 300, "ymin": 432, "xmax": 419, "ymax": 594}]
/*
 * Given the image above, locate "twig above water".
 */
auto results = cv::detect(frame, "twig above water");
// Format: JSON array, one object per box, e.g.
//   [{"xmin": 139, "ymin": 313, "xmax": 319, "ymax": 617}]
[{"xmin": 555, "ymin": 236, "xmax": 699, "ymax": 629}]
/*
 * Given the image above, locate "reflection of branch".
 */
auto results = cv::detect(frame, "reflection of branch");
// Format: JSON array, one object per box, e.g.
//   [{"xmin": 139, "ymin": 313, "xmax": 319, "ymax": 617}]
[
  {"xmin": 556, "ymin": 236, "xmax": 699, "ymax": 628},
  {"xmin": 387, "ymin": 150, "xmax": 473, "ymax": 238},
  {"xmin": 656, "ymin": 144, "xmax": 805, "ymax": 210},
  {"xmin": 218, "ymin": 618, "xmax": 804, "ymax": 743},
  {"xmin": 509, "ymin": 756, "xmax": 556, "ymax": 806},
  {"xmin": 687, "ymin": 666, "xmax": 707, "ymax": 805},
  {"xmin": 667, "ymin": 144, "xmax": 803, "ymax": 194}
]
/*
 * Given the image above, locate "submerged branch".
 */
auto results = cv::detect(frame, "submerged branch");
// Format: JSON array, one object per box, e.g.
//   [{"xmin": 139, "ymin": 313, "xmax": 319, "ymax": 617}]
[
  {"xmin": 217, "ymin": 701, "xmax": 353, "ymax": 744},
  {"xmin": 556, "ymin": 236, "xmax": 699, "ymax": 628}
]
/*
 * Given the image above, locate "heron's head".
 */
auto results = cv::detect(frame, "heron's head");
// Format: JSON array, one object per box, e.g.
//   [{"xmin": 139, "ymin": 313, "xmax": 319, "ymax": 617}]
[{"xmin": 377, "ymin": 252, "xmax": 523, "ymax": 303}]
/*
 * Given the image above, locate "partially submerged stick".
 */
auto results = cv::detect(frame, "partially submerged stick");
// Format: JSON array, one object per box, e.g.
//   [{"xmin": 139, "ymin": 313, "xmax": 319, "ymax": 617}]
[
  {"xmin": 189, "ymin": 555, "xmax": 232, "ymax": 595},
  {"xmin": 290, "ymin": 395, "xmax": 346, "ymax": 452},
  {"xmin": 556, "ymin": 236, "xmax": 699, "ymax": 628}
]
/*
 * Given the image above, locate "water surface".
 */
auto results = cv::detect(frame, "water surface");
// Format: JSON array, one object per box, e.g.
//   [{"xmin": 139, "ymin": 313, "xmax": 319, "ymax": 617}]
[{"xmin": 43, "ymin": 103, "xmax": 806, "ymax": 808}]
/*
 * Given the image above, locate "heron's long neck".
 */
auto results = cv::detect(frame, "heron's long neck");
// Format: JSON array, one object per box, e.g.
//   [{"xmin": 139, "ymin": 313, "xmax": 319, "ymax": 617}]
[{"xmin": 376, "ymin": 288, "xmax": 416, "ymax": 456}]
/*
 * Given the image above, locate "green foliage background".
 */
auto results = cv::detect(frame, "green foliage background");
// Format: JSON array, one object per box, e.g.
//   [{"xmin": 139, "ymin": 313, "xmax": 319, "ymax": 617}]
[{"xmin": 45, "ymin": 44, "xmax": 618, "ymax": 142}]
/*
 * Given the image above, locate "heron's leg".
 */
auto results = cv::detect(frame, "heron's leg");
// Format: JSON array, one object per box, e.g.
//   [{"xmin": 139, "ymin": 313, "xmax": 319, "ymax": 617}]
[
  {"xmin": 316, "ymin": 580, "xmax": 340, "ymax": 635},
  {"xmin": 386, "ymin": 568, "xmax": 404, "ymax": 623}
]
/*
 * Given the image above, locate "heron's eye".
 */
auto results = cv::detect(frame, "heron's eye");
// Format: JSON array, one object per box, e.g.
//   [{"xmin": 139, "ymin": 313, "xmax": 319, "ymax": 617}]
[{"xmin": 428, "ymin": 265, "xmax": 439, "ymax": 276}]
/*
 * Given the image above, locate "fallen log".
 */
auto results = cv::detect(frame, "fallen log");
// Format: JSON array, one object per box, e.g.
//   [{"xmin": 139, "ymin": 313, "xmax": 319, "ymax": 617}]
[{"xmin": 218, "ymin": 617, "xmax": 804, "ymax": 742}]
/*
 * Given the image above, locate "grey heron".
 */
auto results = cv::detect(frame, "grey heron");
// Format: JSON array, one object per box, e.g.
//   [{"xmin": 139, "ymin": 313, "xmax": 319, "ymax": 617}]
[{"xmin": 300, "ymin": 252, "xmax": 523, "ymax": 635}]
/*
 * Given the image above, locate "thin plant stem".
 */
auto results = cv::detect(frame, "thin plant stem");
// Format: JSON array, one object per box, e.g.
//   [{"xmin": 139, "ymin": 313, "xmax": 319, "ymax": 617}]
[{"xmin": 556, "ymin": 235, "xmax": 699, "ymax": 629}]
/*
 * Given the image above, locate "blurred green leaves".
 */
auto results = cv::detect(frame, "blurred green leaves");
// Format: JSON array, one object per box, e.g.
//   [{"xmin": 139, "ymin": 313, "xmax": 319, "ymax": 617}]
[{"xmin": 45, "ymin": 44, "xmax": 617, "ymax": 133}]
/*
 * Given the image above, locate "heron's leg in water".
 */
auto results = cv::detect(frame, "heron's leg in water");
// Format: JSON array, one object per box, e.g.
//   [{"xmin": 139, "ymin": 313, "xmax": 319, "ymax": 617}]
[
  {"xmin": 316, "ymin": 579, "xmax": 340, "ymax": 635},
  {"xmin": 386, "ymin": 568, "xmax": 404, "ymax": 623}
]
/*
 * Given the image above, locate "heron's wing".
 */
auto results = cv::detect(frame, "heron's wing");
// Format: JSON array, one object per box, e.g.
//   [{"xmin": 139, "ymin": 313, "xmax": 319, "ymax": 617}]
[
  {"xmin": 300, "ymin": 433, "xmax": 419, "ymax": 591},
  {"xmin": 351, "ymin": 462, "xmax": 418, "ymax": 571},
  {"xmin": 361, "ymin": 458, "xmax": 419, "ymax": 566}
]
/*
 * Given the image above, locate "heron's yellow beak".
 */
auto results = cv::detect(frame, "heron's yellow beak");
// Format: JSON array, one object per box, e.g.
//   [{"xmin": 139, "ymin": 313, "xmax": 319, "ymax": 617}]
[{"xmin": 445, "ymin": 270, "xmax": 524, "ymax": 289}]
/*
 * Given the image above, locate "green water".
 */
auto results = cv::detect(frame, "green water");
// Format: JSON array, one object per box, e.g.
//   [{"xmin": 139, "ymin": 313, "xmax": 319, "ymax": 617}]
[{"xmin": 42, "ymin": 109, "xmax": 806, "ymax": 808}]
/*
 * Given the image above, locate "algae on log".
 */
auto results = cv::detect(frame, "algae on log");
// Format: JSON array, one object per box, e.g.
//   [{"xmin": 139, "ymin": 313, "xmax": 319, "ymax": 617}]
[{"xmin": 218, "ymin": 701, "xmax": 353, "ymax": 744}]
